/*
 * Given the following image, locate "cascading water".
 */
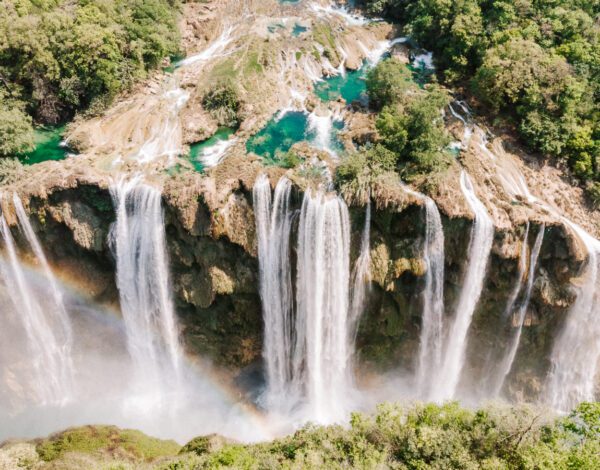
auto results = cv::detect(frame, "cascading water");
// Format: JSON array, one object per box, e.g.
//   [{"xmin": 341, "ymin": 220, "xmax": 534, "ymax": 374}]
[
  {"xmin": 0, "ymin": 202, "xmax": 74, "ymax": 405},
  {"xmin": 109, "ymin": 178, "xmax": 182, "ymax": 389},
  {"xmin": 308, "ymin": 111, "xmax": 334, "ymax": 153},
  {"xmin": 13, "ymin": 194, "xmax": 73, "ymax": 351},
  {"xmin": 432, "ymin": 171, "xmax": 494, "ymax": 401},
  {"xmin": 479, "ymin": 224, "xmax": 529, "ymax": 396},
  {"xmin": 294, "ymin": 188, "xmax": 352, "ymax": 423},
  {"xmin": 253, "ymin": 175, "xmax": 295, "ymax": 411},
  {"xmin": 416, "ymin": 197, "xmax": 445, "ymax": 398},
  {"xmin": 545, "ymin": 222, "xmax": 600, "ymax": 411},
  {"xmin": 176, "ymin": 26, "xmax": 234, "ymax": 67},
  {"xmin": 349, "ymin": 200, "xmax": 371, "ymax": 344},
  {"xmin": 490, "ymin": 225, "xmax": 544, "ymax": 397}
]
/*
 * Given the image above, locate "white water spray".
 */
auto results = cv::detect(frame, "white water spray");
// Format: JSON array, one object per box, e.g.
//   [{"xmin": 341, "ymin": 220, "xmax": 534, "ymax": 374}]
[
  {"xmin": 0, "ymin": 203, "xmax": 74, "ymax": 405},
  {"xmin": 197, "ymin": 138, "xmax": 237, "ymax": 169},
  {"xmin": 294, "ymin": 189, "xmax": 352, "ymax": 423},
  {"xmin": 253, "ymin": 175, "xmax": 295, "ymax": 411},
  {"xmin": 136, "ymin": 87, "xmax": 189, "ymax": 164},
  {"xmin": 349, "ymin": 200, "xmax": 371, "ymax": 344},
  {"xmin": 491, "ymin": 225, "xmax": 544, "ymax": 397},
  {"xmin": 308, "ymin": 111, "xmax": 334, "ymax": 153},
  {"xmin": 432, "ymin": 171, "xmax": 494, "ymax": 401},
  {"xmin": 109, "ymin": 178, "xmax": 182, "ymax": 389},
  {"xmin": 545, "ymin": 222, "xmax": 600, "ymax": 411},
  {"xmin": 176, "ymin": 26, "xmax": 235, "ymax": 67},
  {"xmin": 416, "ymin": 197, "xmax": 445, "ymax": 397}
]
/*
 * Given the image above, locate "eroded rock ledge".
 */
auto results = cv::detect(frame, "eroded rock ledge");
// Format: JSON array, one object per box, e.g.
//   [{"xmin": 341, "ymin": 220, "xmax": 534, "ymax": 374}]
[{"xmin": 0, "ymin": 153, "xmax": 586, "ymax": 400}]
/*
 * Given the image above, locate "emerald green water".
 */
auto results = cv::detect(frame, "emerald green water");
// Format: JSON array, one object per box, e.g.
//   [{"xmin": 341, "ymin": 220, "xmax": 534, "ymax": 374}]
[
  {"xmin": 19, "ymin": 126, "xmax": 68, "ymax": 165},
  {"xmin": 247, "ymin": 112, "xmax": 308, "ymax": 161},
  {"xmin": 189, "ymin": 127, "xmax": 235, "ymax": 172},
  {"xmin": 292, "ymin": 23, "xmax": 308, "ymax": 37},
  {"xmin": 163, "ymin": 53, "xmax": 186, "ymax": 73},
  {"xmin": 247, "ymin": 111, "xmax": 345, "ymax": 164},
  {"xmin": 314, "ymin": 64, "xmax": 368, "ymax": 104}
]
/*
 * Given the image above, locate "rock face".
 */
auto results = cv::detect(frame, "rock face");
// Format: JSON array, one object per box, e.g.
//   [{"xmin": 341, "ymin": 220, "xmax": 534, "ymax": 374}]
[{"xmin": 0, "ymin": 163, "xmax": 586, "ymax": 402}]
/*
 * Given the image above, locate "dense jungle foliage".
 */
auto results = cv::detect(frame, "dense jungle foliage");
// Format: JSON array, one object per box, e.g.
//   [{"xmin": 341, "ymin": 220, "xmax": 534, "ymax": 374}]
[
  {"xmin": 22, "ymin": 402, "xmax": 600, "ymax": 469},
  {"xmin": 359, "ymin": 0, "xmax": 600, "ymax": 198},
  {"xmin": 0, "ymin": 0, "xmax": 181, "ymax": 156}
]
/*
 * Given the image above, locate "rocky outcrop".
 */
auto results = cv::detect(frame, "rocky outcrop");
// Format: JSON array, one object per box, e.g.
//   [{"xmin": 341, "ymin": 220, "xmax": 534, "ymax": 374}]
[{"xmin": 0, "ymin": 151, "xmax": 590, "ymax": 403}]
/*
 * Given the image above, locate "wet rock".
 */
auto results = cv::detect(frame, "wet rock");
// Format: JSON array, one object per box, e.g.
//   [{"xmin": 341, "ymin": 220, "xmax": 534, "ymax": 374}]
[{"xmin": 46, "ymin": 201, "xmax": 105, "ymax": 252}]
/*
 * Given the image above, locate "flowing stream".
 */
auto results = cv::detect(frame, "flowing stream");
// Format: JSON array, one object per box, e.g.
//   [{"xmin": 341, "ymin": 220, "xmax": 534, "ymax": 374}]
[
  {"xmin": 294, "ymin": 188, "xmax": 352, "ymax": 423},
  {"xmin": 253, "ymin": 175, "xmax": 295, "ymax": 411},
  {"xmin": 491, "ymin": 225, "xmax": 544, "ymax": 397},
  {"xmin": 416, "ymin": 197, "xmax": 445, "ymax": 398},
  {"xmin": 0, "ymin": 201, "xmax": 74, "ymax": 406},
  {"xmin": 431, "ymin": 171, "xmax": 494, "ymax": 401},
  {"xmin": 110, "ymin": 178, "xmax": 182, "ymax": 389}
]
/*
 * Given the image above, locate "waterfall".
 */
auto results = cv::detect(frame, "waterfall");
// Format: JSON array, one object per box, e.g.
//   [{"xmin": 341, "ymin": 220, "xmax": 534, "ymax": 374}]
[
  {"xmin": 545, "ymin": 222, "xmax": 600, "ymax": 411},
  {"xmin": 109, "ymin": 178, "xmax": 182, "ymax": 387},
  {"xmin": 432, "ymin": 171, "xmax": 494, "ymax": 401},
  {"xmin": 349, "ymin": 200, "xmax": 371, "ymax": 344},
  {"xmin": 0, "ymin": 201, "xmax": 74, "ymax": 405},
  {"xmin": 13, "ymin": 194, "xmax": 73, "ymax": 347},
  {"xmin": 294, "ymin": 189, "xmax": 352, "ymax": 423},
  {"xmin": 448, "ymin": 102, "xmax": 473, "ymax": 145},
  {"xmin": 480, "ymin": 223, "xmax": 529, "ymax": 396},
  {"xmin": 416, "ymin": 197, "xmax": 445, "ymax": 398},
  {"xmin": 491, "ymin": 225, "xmax": 544, "ymax": 397},
  {"xmin": 176, "ymin": 26, "xmax": 234, "ymax": 67},
  {"xmin": 308, "ymin": 111, "xmax": 334, "ymax": 153},
  {"xmin": 253, "ymin": 175, "xmax": 295, "ymax": 410}
]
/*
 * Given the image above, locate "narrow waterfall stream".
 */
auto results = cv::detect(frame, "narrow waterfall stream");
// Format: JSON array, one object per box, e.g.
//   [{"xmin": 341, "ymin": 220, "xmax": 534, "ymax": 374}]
[
  {"xmin": 253, "ymin": 175, "xmax": 295, "ymax": 411},
  {"xmin": 480, "ymin": 224, "xmax": 530, "ymax": 397},
  {"xmin": 0, "ymin": 210, "xmax": 74, "ymax": 406},
  {"xmin": 545, "ymin": 222, "xmax": 600, "ymax": 411},
  {"xmin": 349, "ymin": 200, "xmax": 371, "ymax": 344},
  {"xmin": 110, "ymin": 178, "xmax": 182, "ymax": 389},
  {"xmin": 491, "ymin": 225, "xmax": 544, "ymax": 397},
  {"xmin": 416, "ymin": 197, "xmax": 445, "ymax": 398},
  {"xmin": 432, "ymin": 171, "xmax": 494, "ymax": 401},
  {"xmin": 294, "ymin": 189, "xmax": 352, "ymax": 423}
]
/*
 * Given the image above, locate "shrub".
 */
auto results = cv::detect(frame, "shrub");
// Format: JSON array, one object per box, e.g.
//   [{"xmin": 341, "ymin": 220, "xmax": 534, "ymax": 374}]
[
  {"xmin": 36, "ymin": 425, "xmax": 181, "ymax": 463},
  {"xmin": 336, "ymin": 144, "xmax": 396, "ymax": 203},
  {"xmin": 202, "ymin": 83, "xmax": 241, "ymax": 128}
]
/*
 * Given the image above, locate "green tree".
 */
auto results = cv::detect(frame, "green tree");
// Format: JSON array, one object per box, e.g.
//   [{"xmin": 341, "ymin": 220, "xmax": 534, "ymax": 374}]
[
  {"xmin": 366, "ymin": 58, "xmax": 415, "ymax": 110},
  {"xmin": 0, "ymin": 93, "xmax": 34, "ymax": 156}
]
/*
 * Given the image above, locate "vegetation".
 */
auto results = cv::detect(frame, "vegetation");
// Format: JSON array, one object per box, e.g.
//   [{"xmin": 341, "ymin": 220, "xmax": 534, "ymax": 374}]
[
  {"xmin": 35, "ymin": 425, "xmax": 180, "ymax": 462},
  {"xmin": 0, "ymin": 0, "xmax": 181, "ymax": 157},
  {"xmin": 338, "ymin": 57, "xmax": 451, "ymax": 195},
  {"xmin": 7, "ymin": 402, "xmax": 597, "ymax": 469},
  {"xmin": 359, "ymin": 0, "xmax": 600, "ymax": 198},
  {"xmin": 336, "ymin": 144, "xmax": 397, "ymax": 203},
  {"xmin": 175, "ymin": 401, "xmax": 600, "ymax": 469},
  {"xmin": 366, "ymin": 58, "xmax": 415, "ymax": 110},
  {"xmin": 202, "ymin": 83, "xmax": 241, "ymax": 128}
]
